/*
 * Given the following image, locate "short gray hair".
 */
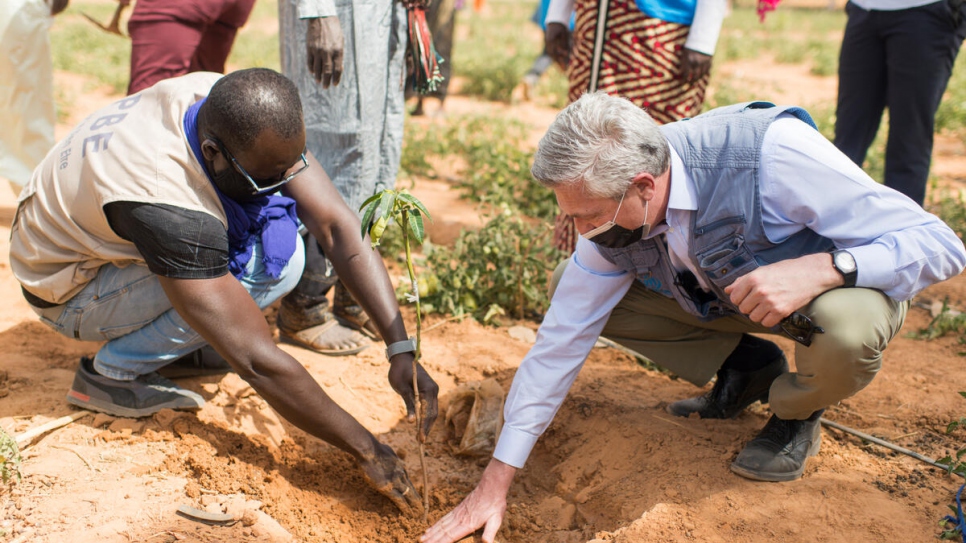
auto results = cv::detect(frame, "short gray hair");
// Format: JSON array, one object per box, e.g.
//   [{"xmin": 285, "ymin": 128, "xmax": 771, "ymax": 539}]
[{"xmin": 531, "ymin": 91, "xmax": 670, "ymax": 200}]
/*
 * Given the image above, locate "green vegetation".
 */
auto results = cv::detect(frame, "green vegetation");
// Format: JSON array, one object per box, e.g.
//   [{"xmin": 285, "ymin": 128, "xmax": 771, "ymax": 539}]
[
  {"xmin": 0, "ymin": 427, "xmax": 21, "ymax": 489},
  {"xmin": 49, "ymin": 0, "xmax": 279, "ymax": 110},
  {"xmin": 399, "ymin": 111, "xmax": 564, "ymax": 321},
  {"xmin": 713, "ymin": 5, "xmax": 844, "ymax": 69},
  {"xmin": 50, "ymin": 5, "xmax": 131, "ymax": 94},
  {"xmin": 417, "ymin": 207, "xmax": 563, "ymax": 321},
  {"xmin": 910, "ymin": 300, "xmax": 966, "ymax": 346},
  {"xmin": 225, "ymin": 0, "xmax": 281, "ymax": 71},
  {"xmin": 452, "ymin": 0, "xmax": 569, "ymax": 106}
]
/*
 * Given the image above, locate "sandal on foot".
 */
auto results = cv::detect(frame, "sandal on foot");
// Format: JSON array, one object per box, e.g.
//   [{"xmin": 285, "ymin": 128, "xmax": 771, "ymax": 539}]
[
  {"xmin": 279, "ymin": 319, "xmax": 371, "ymax": 356},
  {"xmin": 333, "ymin": 283, "xmax": 382, "ymax": 340}
]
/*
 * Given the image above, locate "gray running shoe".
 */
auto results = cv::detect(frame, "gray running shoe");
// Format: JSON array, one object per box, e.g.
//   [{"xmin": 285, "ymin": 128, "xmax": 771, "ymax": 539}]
[{"xmin": 66, "ymin": 357, "xmax": 205, "ymax": 418}]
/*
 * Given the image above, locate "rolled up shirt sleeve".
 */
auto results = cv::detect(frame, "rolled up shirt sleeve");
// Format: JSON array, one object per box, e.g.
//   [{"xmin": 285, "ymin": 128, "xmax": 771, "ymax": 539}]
[
  {"xmin": 760, "ymin": 116, "xmax": 966, "ymax": 301},
  {"xmin": 684, "ymin": 0, "xmax": 727, "ymax": 56},
  {"xmin": 545, "ymin": 0, "xmax": 575, "ymax": 26},
  {"xmin": 296, "ymin": 0, "xmax": 337, "ymax": 18},
  {"xmin": 493, "ymin": 238, "xmax": 635, "ymax": 468}
]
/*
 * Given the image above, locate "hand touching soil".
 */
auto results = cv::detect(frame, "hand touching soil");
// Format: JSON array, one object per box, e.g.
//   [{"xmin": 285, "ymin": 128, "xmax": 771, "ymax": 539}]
[{"xmin": 359, "ymin": 441, "xmax": 425, "ymax": 517}]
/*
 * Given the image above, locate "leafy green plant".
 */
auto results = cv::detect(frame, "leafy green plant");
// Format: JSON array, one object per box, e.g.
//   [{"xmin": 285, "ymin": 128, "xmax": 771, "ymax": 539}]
[
  {"xmin": 0, "ymin": 427, "xmax": 21, "ymax": 489},
  {"xmin": 909, "ymin": 300, "xmax": 966, "ymax": 342},
  {"xmin": 414, "ymin": 206, "xmax": 564, "ymax": 321},
  {"xmin": 360, "ymin": 188, "xmax": 432, "ymax": 517}
]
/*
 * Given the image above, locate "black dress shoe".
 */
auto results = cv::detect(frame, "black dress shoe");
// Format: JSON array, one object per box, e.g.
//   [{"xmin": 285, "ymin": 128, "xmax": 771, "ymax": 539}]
[
  {"xmin": 666, "ymin": 354, "xmax": 788, "ymax": 419},
  {"xmin": 730, "ymin": 411, "xmax": 823, "ymax": 482},
  {"xmin": 157, "ymin": 346, "xmax": 234, "ymax": 379}
]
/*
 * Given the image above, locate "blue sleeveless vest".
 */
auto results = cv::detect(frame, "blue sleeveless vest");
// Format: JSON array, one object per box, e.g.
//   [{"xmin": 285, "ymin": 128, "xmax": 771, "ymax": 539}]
[{"xmin": 596, "ymin": 102, "xmax": 836, "ymax": 322}]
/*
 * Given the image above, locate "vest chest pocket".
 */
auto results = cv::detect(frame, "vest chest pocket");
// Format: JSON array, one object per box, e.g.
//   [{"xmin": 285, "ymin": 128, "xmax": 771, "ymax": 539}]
[
  {"xmin": 608, "ymin": 241, "xmax": 662, "ymax": 275},
  {"xmin": 697, "ymin": 235, "xmax": 760, "ymax": 289}
]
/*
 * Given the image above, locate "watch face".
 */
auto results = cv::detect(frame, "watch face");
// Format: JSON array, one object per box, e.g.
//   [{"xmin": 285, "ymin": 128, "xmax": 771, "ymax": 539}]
[{"xmin": 834, "ymin": 251, "xmax": 857, "ymax": 273}]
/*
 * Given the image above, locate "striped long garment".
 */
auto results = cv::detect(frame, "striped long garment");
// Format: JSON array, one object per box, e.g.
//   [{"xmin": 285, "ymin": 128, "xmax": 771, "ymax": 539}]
[{"xmin": 568, "ymin": 0, "xmax": 709, "ymax": 123}]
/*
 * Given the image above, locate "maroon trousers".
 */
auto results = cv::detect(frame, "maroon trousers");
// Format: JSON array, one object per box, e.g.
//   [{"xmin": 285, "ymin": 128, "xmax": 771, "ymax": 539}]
[{"xmin": 126, "ymin": 0, "xmax": 256, "ymax": 95}]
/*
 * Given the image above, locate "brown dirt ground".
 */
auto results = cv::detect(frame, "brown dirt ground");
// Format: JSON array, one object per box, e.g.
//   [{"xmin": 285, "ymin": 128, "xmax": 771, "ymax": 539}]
[{"xmin": 4, "ymin": 12, "xmax": 966, "ymax": 543}]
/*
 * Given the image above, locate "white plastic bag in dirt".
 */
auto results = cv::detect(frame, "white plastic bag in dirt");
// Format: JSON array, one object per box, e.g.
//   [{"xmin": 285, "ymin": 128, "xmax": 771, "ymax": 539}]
[{"xmin": 444, "ymin": 378, "xmax": 505, "ymax": 457}]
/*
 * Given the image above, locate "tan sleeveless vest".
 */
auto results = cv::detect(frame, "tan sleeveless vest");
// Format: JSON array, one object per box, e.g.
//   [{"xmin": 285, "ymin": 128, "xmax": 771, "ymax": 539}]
[{"xmin": 10, "ymin": 72, "xmax": 227, "ymax": 304}]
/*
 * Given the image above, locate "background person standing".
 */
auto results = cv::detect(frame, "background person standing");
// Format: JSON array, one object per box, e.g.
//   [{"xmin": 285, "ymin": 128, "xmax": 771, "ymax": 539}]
[{"xmin": 834, "ymin": 0, "xmax": 966, "ymax": 206}]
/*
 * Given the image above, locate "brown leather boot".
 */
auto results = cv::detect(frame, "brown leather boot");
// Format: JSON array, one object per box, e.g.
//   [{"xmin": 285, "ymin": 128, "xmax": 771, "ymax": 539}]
[
  {"xmin": 666, "ymin": 354, "xmax": 788, "ymax": 419},
  {"xmin": 730, "ymin": 410, "xmax": 824, "ymax": 482}
]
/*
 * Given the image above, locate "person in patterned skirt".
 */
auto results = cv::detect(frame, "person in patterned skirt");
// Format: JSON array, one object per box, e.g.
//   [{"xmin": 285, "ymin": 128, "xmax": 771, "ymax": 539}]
[{"xmin": 543, "ymin": 0, "xmax": 728, "ymax": 253}]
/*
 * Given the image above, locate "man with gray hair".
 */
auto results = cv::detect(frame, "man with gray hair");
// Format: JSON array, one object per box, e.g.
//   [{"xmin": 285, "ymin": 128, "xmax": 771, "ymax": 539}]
[{"xmin": 421, "ymin": 92, "xmax": 966, "ymax": 543}]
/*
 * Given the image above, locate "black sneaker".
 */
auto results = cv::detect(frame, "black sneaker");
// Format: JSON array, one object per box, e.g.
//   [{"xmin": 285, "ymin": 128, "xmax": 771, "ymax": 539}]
[
  {"xmin": 157, "ymin": 346, "xmax": 234, "ymax": 379},
  {"xmin": 66, "ymin": 357, "xmax": 205, "ymax": 418},
  {"xmin": 730, "ymin": 411, "xmax": 824, "ymax": 482}
]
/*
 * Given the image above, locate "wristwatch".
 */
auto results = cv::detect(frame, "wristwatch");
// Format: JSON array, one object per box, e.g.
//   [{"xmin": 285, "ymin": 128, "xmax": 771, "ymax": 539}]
[
  {"xmin": 831, "ymin": 249, "xmax": 857, "ymax": 288},
  {"xmin": 385, "ymin": 337, "xmax": 417, "ymax": 360}
]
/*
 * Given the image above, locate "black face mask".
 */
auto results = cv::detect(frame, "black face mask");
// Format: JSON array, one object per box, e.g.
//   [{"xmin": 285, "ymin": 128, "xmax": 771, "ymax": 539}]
[
  {"xmin": 588, "ymin": 224, "xmax": 646, "ymax": 248},
  {"xmin": 583, "ymin": 196, "xmax": 650, "ymax": 249},
  {"xmin": 211, "ymin": 162, "xmax": 262, "ymax": 202}
]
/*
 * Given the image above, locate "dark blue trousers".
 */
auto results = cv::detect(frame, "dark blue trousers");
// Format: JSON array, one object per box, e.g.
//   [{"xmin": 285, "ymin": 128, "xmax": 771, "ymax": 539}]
[{"xmin": 834, "ymin": 0, "xmax": 966, "ymax": 205}]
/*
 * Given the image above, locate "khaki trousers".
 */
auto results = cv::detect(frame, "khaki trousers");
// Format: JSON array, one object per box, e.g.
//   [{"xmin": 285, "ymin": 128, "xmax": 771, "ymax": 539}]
[{"xmin": 551, "ymin": 260, "xmax": 908, "ymax": 420}]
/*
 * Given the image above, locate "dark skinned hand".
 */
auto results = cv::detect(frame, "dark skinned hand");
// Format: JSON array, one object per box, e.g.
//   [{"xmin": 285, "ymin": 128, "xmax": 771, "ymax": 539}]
[
  {"xmin": 680, "ymin": 48, "xmax": 712, "ymax": 83},
  {"xmin": 51, "ymin": 0, "xmax": 69, "ymax": 15},
  {"xmin": 545, "ymin": 22, "xmax": 572, "ymax": 70},
  {"xmin": 306, "ymin": 17, "xmax": 345, "ymax": 88},
  {"xmin": 388, "ymin": 353, "xmax": 439, "ymax": 442},
  {"xmin": 359, "ymin": 441, "xmax": 425, "ymax": 516},
  {"xmin": 401, "ymin": 0, "xmax": 433, "ymax": 8}
]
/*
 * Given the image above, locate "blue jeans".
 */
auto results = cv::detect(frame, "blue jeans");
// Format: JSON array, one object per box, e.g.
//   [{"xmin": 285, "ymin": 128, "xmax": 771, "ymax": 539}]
[{"xmin": 30, "ymin": 237, "xmax": 305, "ymax": 380}]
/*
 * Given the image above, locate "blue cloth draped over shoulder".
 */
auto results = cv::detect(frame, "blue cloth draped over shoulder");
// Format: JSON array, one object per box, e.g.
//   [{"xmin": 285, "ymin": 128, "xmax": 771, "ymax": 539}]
[
  {"xmin": 635, "ymin": 0, "xmax": 698, "ymax": 26},
  {"xmin": 183, "ymin": 98, "xmax": 299, "ymax": 280}
]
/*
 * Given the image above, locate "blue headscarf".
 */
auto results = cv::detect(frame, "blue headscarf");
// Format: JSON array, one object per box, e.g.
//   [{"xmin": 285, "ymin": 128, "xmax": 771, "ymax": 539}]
[{"xmin": 183, "ymin": 98, "xmax": 299, "ymax": 279}]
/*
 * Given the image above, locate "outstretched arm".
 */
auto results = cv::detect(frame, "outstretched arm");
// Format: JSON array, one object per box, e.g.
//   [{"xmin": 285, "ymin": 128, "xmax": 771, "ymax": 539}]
[
  {"xmin": 159, "ymin": 273, "xmax": 422, "ymax": 514},
  {"xmin": 283, "ymin": 151, "xmax": 440, "ymax": 439},
  {"xmin": 421, "ymin": 459, "xmax": 517, "ymax": 543}
]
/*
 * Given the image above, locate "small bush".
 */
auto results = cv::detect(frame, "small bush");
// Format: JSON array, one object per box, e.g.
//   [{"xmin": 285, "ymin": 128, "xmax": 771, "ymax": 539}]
[{"xmin": 411, "ymin": 206, "xmax": 565, "ymax": 321}]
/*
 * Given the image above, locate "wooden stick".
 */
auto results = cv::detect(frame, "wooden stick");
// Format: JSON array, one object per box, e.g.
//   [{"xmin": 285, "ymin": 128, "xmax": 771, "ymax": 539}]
[
  {"xmin": 51, "ymin": 445, "xmax": 93, "ymax": 471},
  {"xmin": 15, "ymin": 411, "xmax": 92, "ymax": 448}
]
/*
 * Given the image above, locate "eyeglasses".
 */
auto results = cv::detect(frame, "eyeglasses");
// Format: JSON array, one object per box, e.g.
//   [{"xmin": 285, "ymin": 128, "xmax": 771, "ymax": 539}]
[
  {"xmin": 210, "ymin": 136, "xmax": 309, "ymax": 194},
  {"xmin": 780, "ymin": 312, "xmax": 825, "ymax": 347}
]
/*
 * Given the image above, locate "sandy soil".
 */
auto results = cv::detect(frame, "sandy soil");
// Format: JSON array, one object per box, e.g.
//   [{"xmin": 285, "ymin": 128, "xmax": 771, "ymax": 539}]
[{"xmin": 4, "ymin": 22, "xmax": 966, "ymax": 543}]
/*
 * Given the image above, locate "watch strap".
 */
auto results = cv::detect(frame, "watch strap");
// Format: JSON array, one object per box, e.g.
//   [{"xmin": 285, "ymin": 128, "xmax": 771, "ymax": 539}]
[{"xmin": 385, "ymin": 337, "xmax": 417, "ymax": 360}]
